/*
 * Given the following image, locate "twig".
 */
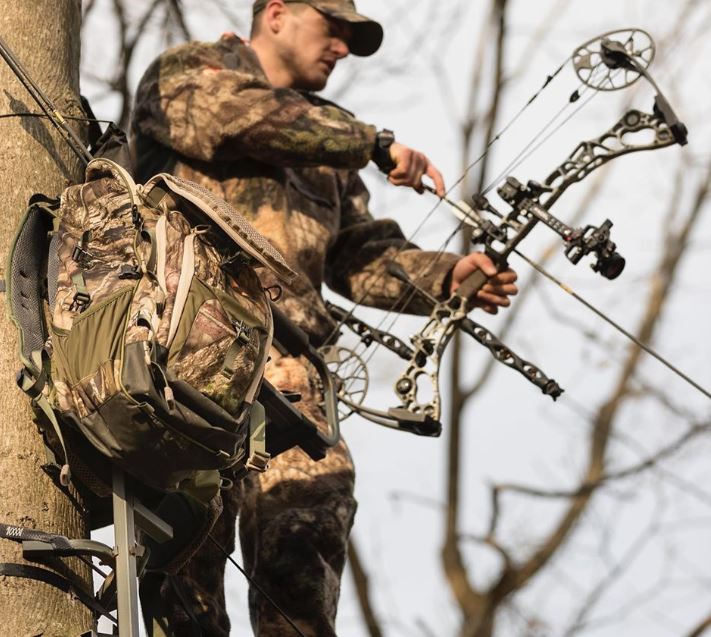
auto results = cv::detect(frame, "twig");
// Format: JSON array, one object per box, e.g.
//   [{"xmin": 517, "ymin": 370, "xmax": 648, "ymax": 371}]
[{"xmin": 348, "ymin": 537, "xmax": 385, "ymax": 637}]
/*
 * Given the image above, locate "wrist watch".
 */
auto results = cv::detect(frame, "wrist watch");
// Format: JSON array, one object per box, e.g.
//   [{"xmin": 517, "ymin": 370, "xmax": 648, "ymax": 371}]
[{"xmin": 372, "ymin": 129, "xmax": 396, "ymax": 174}]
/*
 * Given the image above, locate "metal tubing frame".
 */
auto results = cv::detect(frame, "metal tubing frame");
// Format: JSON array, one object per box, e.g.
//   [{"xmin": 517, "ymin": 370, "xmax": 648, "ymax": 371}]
[{"xmin": 112, "ymin": 468, "xmax": 140, "ymax": 637}]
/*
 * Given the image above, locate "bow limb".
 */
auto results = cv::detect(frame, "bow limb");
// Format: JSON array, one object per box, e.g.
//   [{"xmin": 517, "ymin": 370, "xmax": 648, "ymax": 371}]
[
  {"xmin": 385, "ymin": 264, "xmax": 563, "ymax": 424},
  {"xmin": 543, "ymin": 107, "xmax": 685, "ymax": 209}
]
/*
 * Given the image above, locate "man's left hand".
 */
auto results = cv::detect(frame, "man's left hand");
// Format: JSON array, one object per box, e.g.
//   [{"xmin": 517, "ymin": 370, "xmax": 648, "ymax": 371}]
[{"xmin": 450, "ymin": 253, "xmax": 518, "ymax": 314}]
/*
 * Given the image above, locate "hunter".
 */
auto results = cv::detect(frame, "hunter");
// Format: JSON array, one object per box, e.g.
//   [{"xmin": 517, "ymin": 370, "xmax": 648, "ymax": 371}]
[{"xmin": 130, "ymin": 0, "xmax": 518, "ymax": 634}]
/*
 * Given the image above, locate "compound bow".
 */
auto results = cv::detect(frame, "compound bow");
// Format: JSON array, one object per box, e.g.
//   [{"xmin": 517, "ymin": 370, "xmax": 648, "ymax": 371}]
[{"xmin": 319, "ymin": 28, "xmax": 704, "ymax": 435}]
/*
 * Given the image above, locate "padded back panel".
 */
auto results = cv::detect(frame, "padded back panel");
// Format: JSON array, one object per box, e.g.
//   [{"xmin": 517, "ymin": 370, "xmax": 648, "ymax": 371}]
[{"xmin": 9, "ymin": 205, "xmax": 52, "ymax": 368}]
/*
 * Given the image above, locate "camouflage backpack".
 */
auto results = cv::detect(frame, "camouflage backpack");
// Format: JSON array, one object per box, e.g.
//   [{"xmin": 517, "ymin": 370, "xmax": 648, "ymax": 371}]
[{"xmin": 8, "ymin": 157, "xmax": 297, "ymax": 501}]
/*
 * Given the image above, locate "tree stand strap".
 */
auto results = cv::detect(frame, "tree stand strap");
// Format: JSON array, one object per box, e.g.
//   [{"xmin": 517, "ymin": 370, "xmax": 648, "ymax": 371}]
[
  {"xmin": 0, "ymin": 521, "xmax": 73, "ymax": 548},
  {"xmin": 0, "ymin": 562, "xmax": 114, "ymax": 623}
]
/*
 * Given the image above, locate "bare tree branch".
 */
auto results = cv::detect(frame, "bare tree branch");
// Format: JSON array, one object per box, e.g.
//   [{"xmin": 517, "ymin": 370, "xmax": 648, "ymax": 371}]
[
  {"xmin": 509, "ymin": 0, "xmax": 570, "ymax": 81},
  {"xmin": 82, "ymin": 0, "xmax": 97, "ymax": 20},
  {"xmin": 348, "ymin": 537, "xmax": 385, "ymax": 637},
  {"xmin": 206, "ymin": 0, "xmax": 246, "ymax": 31},
  {"xmin": 498, "ymin": 154, "xmax": 711, "ymax": 596},
  {"xmin": 686, "ymin": 613, "xmax": 711, "ymax": 637},
  {"xmin": 496, "ymin": 419, "xmax": 711, "ymax": 499},
  {"xmin": 442, "ymin": 4, "xmax": 511, "ymax": 636},
  {"xmin": 564, "ymin": 515, "xmax": 663, "ymax": 636},
  {"xmin": 166, "ymin": 0, "xmax": 192, "ymax": 44}
]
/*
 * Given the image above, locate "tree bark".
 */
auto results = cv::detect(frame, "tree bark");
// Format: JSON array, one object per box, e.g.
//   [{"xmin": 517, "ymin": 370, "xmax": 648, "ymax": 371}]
[{"xmin": 0, "ymin": 2, "xmax": 92, "ymax": 635}]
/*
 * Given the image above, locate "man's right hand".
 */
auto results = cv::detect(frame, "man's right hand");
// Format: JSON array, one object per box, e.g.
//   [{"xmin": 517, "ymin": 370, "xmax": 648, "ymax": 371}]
[{"xmin": 387, "ymin": 142, "xmax": 445, "ymax": 197}]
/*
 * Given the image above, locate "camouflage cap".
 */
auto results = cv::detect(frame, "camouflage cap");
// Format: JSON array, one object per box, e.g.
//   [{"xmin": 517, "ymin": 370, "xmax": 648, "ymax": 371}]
[{"xmin": 252, "ymin": 0, "xmax": 383, "ymax": 57}]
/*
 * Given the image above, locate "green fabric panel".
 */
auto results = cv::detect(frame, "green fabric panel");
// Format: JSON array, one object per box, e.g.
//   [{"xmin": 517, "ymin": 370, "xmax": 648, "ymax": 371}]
[
  {"xmin": 58, "ymin": 286, "xmax": 135, "ymax": 383},
  {"xmin": 214, "ymin": 286, "xmax": 267, "ymax": 330},
  {"xmin": 49, "ymin": 329, "xmax": 71, "ymax": 385}
]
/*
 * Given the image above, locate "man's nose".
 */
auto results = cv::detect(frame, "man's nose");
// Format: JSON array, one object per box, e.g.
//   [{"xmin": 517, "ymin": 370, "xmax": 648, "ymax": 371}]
[{"xmin": 332, "ymin": 37, "xmax": 350, "ymax": 58}]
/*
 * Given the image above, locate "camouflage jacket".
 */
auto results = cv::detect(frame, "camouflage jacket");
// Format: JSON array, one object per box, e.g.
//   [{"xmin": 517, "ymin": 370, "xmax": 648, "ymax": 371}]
[{"xmin": 131, "ymin": 33, "xmax": 459, "ymax": 344}]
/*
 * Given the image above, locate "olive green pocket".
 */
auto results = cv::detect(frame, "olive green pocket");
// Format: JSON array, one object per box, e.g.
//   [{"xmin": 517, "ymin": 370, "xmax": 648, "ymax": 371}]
[{"xmin": 53, "ymin": 286, "xmax": 134, "ymax": 384}]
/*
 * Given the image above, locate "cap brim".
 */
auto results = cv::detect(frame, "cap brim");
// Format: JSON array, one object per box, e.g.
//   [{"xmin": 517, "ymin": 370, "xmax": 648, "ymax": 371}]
[{"xmin": 317, "ymin": 8, "xmax": 383, "ymax": 56}]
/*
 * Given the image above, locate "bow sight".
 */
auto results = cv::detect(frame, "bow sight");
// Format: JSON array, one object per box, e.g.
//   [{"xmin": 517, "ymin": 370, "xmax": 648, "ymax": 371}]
[{"xmin": 475, "ymin": 176, "xmax": 626, "ymax": 281}]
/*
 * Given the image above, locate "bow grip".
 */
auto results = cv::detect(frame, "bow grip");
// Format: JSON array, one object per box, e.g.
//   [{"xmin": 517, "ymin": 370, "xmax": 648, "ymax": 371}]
[{"xmin": 454, "ymin": 268, "xmax": 489, "ymax": 307}]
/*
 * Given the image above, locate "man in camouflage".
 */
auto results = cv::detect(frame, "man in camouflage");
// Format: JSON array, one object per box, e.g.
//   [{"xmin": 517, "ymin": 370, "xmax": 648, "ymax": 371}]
[{"xmin": 131, "ymin": 1, "xmax": 518, "ymax": 634}]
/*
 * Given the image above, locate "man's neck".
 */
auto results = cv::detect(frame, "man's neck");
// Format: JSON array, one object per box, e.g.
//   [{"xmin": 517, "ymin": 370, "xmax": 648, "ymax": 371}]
[{"xmin": 250, "ymin": 38, "xmax": 293, "ymax": 88}]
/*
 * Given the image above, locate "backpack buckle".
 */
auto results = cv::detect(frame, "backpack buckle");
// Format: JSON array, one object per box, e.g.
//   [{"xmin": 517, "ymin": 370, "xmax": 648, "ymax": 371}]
[
  {"xmin": 71, "ymin": 245, "xmax": 93, "ymax": 267},
  {"xmin": 118, "ymin": 264, "xmax": 142, "ymax": 280},
  {"xmin": 232, "ymin": 320, "xmax": 253, "ymax": 345},
  {"xmin": 131, "ymin": 204, "xmax": 143, "ymax": 227},
  {"xmin": 245, "ymin": 450, "xmax": 271, "ymax": 473},
  {"xmin": 220, "ymin": 249, "xmax": 252, "ymax": 268},
  {"xmin": 71, "ymin": 290, "xmax": 91, "ymax": 312}
]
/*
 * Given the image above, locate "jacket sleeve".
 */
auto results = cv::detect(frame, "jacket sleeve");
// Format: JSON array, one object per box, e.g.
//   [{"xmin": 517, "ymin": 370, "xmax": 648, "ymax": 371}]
[
  {"xmin": 325, "ymin": 172, "xmax": 460, "ymax": 315},
  {"xmin": 132, "ymin": 37, "xmax": 376, "ymax": 169}
]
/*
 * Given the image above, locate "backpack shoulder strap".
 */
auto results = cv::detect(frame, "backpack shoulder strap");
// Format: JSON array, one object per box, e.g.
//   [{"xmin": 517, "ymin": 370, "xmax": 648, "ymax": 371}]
[
  {"xmin": 6, "ymin": 194, "xmax": 57, "ymax": 373},
  {"xmin": 7, "ymin": 195, "xmax": 72, "ymax": 486},
  {"xmin": 86, "ymin": 157, "xmax": 141, "ymax": 207}
]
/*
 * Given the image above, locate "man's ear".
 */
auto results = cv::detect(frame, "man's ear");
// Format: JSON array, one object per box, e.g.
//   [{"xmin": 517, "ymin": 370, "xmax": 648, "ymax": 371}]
[{"xmin": 264, "ymin": 0, "xmax": 288, "ymax": 34}]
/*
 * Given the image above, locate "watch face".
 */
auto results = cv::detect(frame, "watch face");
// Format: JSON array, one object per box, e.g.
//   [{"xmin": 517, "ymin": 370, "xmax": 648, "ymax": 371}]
[{"xmin": 378, "ymin": 130, "xmax": 395, "ymax": 147}]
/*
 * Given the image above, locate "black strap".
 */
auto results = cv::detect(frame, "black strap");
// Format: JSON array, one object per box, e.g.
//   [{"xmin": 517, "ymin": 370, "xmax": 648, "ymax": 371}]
[
  {"xmin": 0, "ymin": 521, "xmax": 73, "ymax": 550},
  {"xmin": 80, "ymin": 95, "xmax": 103, "ymax": 152},
  {"xmin": 0, "ymin": 562, "xmax": 116, "ymax": 624}
]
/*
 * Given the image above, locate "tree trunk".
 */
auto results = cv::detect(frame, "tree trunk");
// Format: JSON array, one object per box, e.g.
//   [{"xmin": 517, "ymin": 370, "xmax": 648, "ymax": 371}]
[{"xmin": 0, "ymin": 2, "xmax": 92, "ymax": 635}]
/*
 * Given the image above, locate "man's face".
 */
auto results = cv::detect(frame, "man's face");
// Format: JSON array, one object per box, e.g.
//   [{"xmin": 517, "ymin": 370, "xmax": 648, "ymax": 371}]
[{"xmin": 277, "ymin": 4, "xmax": 352, "ymax": 90}]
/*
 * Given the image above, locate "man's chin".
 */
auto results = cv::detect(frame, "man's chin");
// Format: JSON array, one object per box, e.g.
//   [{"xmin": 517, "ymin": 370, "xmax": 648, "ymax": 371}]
[{"xmin": 293, "ymin": 72, "xmax": 329, "ymax": 92}]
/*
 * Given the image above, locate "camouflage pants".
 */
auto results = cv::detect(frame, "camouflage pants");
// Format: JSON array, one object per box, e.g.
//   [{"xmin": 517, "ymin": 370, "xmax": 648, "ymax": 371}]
[{"xmin": 140, "ymin": 353, "xmax": 357, "ymax": 637}]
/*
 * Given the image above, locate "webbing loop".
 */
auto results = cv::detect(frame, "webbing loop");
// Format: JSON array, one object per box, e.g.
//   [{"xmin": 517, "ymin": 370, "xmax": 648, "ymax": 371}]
[{"xmin": 0, "ymin": 562, "xmax": 115, "ymax": 623}]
